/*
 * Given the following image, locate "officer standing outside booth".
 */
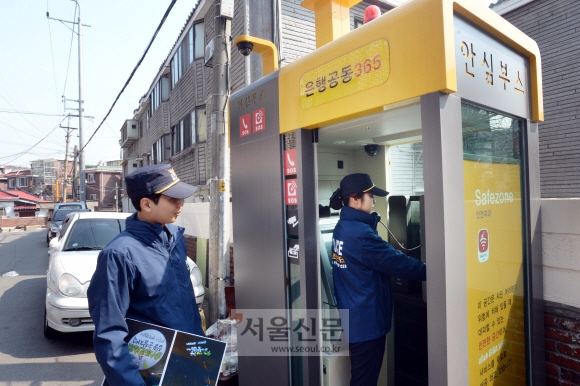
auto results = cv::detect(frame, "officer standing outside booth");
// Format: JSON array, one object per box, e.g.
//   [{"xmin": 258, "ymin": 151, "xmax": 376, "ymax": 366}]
[
  {"xmin": 88, "ymin": 164, "xmax": 204, "ymax": 385},
  {"xmin": 330, "ymin": 173, "xmax": 426, "ymax": 386}
]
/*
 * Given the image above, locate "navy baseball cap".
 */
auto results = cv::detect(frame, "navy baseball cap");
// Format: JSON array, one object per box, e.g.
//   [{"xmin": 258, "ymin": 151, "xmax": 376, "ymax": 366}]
[
  {"xmin": 340, "ymin": 173, "xmax": 388, "ymax": 197},
  {"xmin": 125, "ymin": 164, "xmax": 197, "ymax": 199}
]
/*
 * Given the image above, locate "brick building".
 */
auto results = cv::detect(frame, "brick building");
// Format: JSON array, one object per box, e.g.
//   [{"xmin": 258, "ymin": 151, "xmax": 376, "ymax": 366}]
[
  {"xmin": 490, "ymin": 0, "xmax": 580, "ymax": 383},
  {"xmin": 85, "ymin": 164, "xmax": 122, "ymax": 211}
]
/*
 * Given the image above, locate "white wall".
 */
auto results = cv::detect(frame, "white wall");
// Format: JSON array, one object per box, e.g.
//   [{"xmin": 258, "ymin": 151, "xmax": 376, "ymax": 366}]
[
  {"xmin": 174, "ymin": 201, "xmax": 233, "ymax": 242},
  {"xmin": 0, "ymin": 202, "xmax": 15, "ymax": 218},
  {"xmin": 541, "ymin": 198, "xmax": 580, "ymax": 309}
]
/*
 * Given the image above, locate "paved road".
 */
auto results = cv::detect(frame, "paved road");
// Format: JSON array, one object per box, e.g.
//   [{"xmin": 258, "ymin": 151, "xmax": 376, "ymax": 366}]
[{"xmin": 0, "ymin": 229, "xmax": 103, "ymax": 386}]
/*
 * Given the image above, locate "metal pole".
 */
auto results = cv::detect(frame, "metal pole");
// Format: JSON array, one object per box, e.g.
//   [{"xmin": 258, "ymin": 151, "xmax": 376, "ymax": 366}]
[
  {"xmin": 62, "ymin": 121, "xmax": 71, "ymax": 203},
  {"xmin": 115, "ymin": 182, "xmax": 118, "ymax": 212},
  {"xmin": 72, "ymin": 145, "xmax": 78, "ymax": 202},
  {"xmin": 77, "ymin": 5, "xmax": 86, "ymax": 203},
  {"xmin": 208, "ymin": 5, "xmax": 230, "ymax": 325}
]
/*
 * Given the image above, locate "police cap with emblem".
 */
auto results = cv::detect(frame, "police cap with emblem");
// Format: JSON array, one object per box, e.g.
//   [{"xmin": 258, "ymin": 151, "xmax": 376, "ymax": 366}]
[{"xmin": 125, "ymin": 164, "xmax": 197, "ymax": 199}]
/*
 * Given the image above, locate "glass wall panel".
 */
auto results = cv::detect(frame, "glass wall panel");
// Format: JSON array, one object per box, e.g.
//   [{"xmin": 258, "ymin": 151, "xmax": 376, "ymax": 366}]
[{"xmin": 462, "ymin": 103, "xmax": 526, "ymax": 385}]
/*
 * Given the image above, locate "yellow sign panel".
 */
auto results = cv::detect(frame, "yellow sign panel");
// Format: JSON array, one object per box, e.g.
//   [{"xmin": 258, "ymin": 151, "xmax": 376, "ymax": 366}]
[
  {"xmin": 299, "ymin": 39, "xmax": 390, "ymax": 109},
  {"xmin": 464, "ymin": 160, "xmax": 526, "ymax": 385}
]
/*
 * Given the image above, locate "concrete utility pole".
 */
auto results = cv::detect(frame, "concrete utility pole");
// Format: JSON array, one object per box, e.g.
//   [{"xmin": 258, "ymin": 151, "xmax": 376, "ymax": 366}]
[
  {"xmin": 72, "ymin": 146, "xmax": 78, "ymax": 201},
  {"xmin": 47, "ymin": 2, "xmax": 88, "ymax": 203},
  {"xmin": 60, "ymin": 120, "xmax": 77, "ymax": 203},
  {"xmin": 208, "ymin": 3, "xmax": 231, "ymax": 325}
]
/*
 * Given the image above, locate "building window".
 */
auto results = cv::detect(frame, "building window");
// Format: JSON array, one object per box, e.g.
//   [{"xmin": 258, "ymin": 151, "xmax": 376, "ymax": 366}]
[
  {"xmin": 354, "ymin": 19, "xmax": 363, "ymax": 29},
  {"xmin": 152, "ymin": 134, "xmax": 171, "ymax": 164},
  {"xmin": 89, "ymin": 194, "xmax": 97, "ymax": 200},
  {"xmin": 146, "ymin": 110, "xmax": 150, "ymax": 130},
  {"xmin": 18, "ymin": 177, "xmax": 27, "ymax": 187},
  {"xmin": 171, "ymin": 46, "xmax": 182, "ymax": 88},
  {"xmin": 195, "ymin": 107, "xmax": 207, "ymax": 143},
  {"xmin": 8, "ymin": 179, "xmax": 15, "ymax": 188},
  {"xmin": 0, "ymin": 207, "xmax": 5, "ymax": 216},
  {"xmin": 87, "ymin": 174, "xmax": 95, "ymax": 183},
  {"xmin": 194, "ymin": 23, "xmax": 205, "ymax": 60},
  {"xmin": 172, "ymin": 21, "xmax": 204, "ymax": 88}
]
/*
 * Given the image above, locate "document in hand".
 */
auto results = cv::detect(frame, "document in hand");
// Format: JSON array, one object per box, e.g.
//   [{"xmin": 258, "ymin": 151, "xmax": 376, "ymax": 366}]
[{"xmin": 102, "ymin": 318, "xmax": 227, "ymax": 386}]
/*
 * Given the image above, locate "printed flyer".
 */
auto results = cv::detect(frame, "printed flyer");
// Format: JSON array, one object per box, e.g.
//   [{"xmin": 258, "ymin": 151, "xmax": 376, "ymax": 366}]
[{"xmin": 102, "ymin": 318, "xmax": 227, "ymax": 386}]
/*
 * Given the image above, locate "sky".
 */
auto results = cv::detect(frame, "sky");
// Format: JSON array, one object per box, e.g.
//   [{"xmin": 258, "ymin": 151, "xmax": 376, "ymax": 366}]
[
  {"xmin": 0, "ymin": 0, "xmax": 199, "ymax": 168},
  {"xmin": 0, "ymin": 0, "xmax": 495, "ymax": 169}
]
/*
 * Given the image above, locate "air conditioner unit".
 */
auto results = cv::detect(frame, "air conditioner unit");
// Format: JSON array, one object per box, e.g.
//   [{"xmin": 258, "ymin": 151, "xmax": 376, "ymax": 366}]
[
  {"xmin": 125, "ymin": 158, "xmax": 140, "ymax": 176},
  {"xmin": 120, "ymin": 119, "xmax": 139, "ymax": 149}
]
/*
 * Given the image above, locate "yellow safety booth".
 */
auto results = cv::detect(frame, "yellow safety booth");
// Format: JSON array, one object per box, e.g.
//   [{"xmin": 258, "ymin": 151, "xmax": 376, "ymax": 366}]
[{"xmin": 229, "ymin": 0, "xmax": 544, "ymax": 384}]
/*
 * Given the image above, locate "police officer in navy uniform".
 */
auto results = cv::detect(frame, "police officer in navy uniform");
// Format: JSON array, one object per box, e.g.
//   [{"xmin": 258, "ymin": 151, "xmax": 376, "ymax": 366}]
[
  {"xmin": 88, "ymin": 164, "xmax": 204, "ymax": 385},
  {"xmin": 329, "ymin": 173, "xmax": 426, "ymax": 386}
]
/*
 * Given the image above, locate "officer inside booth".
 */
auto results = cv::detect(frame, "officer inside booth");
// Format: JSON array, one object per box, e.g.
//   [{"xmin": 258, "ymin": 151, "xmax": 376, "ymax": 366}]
[{"xmin": 315, "ymin": 105, "xmax": 430, "ymax": 386}]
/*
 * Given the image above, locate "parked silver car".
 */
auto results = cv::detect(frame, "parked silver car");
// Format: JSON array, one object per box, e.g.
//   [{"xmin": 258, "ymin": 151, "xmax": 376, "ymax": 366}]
[{"xmin": 45, "ymin": 211, "xmax": 205, "ymax": 338}]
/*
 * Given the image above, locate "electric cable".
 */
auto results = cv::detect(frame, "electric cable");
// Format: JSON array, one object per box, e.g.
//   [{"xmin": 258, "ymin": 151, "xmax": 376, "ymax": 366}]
[
  {"xmin": 82, "ymin": 0, "xmax": 177, "ymax": 151},
  {"xmin": 61, "ymin": 1, "xmax": 78, "ymax": 100},
  {"xmin": 378, "ymin": 219, "xmax": 422, "ymax": 252},
  {"xmin": 0, "ymin": 109, "xmax": 64, "ymax": 117},
  {"xmin": 0, "ymin": 92, "xmax": 63, "ymax": 148},
  {"xmin": 1, "ymin": 116, "xmax": 67, "ymax": 165}
]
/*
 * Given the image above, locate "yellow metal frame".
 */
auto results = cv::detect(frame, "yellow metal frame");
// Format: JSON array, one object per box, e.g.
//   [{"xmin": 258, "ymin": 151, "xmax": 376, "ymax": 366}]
[
  {"xmin": 233, "ymin": 35, "xmax": 279, "ymax": 76},
  {"xmin": 274, "ymin": 0, "xmax": 542, "ymax": 134},
  {"xmin": 301, "ymin": 0, "xmax": 363, "ymax": 48}
]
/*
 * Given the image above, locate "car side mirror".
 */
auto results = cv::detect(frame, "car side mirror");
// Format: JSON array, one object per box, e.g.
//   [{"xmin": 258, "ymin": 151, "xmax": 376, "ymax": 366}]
[{"xmin": 49, "ymin": 238, "xmax": 59, "ymax": 249}]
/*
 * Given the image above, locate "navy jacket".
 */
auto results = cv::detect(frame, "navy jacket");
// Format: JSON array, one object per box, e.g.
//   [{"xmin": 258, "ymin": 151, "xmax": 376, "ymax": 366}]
[
  {"xmin": 88, "ymin": 212, "xmax": 204, "ymax": 385},
  {"xmin": 332, "ymin": 206, "xmax": 426, "ymax": 343}
]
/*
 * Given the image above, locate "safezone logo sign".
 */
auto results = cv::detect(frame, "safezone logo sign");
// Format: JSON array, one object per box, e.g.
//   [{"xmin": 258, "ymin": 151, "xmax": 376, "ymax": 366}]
[
  {"xmin": 285, "ymin": 178, "xmax": 298, "ymax": 205},
  {"xmin": 253, "ymin": 108, "xmax": 266, "ymax": 133},
  {"xmin": 478, "ymin": 229, "xmax": 489, "ymax": 263}
]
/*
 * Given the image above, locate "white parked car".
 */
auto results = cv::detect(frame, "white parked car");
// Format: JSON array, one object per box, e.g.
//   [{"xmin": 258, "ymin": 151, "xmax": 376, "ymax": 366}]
[{"xmin": 44, "ymin": 211, "xmax": 205, "ymax": 338}]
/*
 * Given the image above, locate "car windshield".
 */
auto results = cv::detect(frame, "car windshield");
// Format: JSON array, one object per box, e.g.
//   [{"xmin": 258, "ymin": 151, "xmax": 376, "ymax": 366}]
[
  {"xmin": 53, "ymin": 209, "xmax": 86, "ymax": 221},
  {"xmin": 56, "ymin": 204, "xmax": 84, "ymax": 210},
  {"xmin": 63, "ymin": 218, "xmax": 126, "ymax": 251}
]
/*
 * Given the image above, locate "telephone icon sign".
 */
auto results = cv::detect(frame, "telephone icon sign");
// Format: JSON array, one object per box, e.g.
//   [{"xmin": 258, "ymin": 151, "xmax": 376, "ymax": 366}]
[
  {"xmin": 240, "ymin": 114, "xmax": 251, "ymax": 137},
  {"xmin": 284, "ymin": 149, "xmax": 297, "ymax": 176}
]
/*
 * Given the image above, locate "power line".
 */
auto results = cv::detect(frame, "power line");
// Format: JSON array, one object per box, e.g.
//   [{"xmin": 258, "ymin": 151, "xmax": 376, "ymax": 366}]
[
  {"xmin": 0, "ymin": 116, "xmax": 67, "ymax": 164},
  {"xmin": 61, "ymin": 2, "xmax": 78, "ymax": 99},
  {"xmin": 83, "ymin": 0, "xmax": 177, "ymax": 151},
  {"xmin": 46, "ymin": 0, "xmax": 61, "ymax": 114},
  {"xmin": 0, "ymin": 109, "xmax": 64, "ymax": 117},
  {"xmin": 0, "ymin": 91, "xmax": 63, "ymax": 147}
]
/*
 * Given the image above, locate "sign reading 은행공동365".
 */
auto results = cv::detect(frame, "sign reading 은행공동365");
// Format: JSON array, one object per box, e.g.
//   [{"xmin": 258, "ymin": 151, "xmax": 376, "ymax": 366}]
[
  {"xmin": 299, "ymin": 39, "xmax": 390, "ymax": 110},
  {"xmin": 454, "ymin": 15, "xmax": 530, "ymax": 119},
  {"xmin": 464, "ymin": 160, "xmax": 526, "ymax": 385}
]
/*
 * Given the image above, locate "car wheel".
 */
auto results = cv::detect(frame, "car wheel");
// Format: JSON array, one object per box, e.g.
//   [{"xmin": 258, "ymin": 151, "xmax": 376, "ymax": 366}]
[{"xmin": 43, "ymin": 307, "xmax": 58, "ymax": 339}]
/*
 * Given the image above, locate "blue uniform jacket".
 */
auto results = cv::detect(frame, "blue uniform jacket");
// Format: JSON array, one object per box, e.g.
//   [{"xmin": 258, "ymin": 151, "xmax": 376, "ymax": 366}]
[
  {"xmin": 332, "ymin": 206, "xmax": 426, "ymax": 343},
  {"xmin": 87, "ymin": 212, "xmax": 204, "ymax": 385}
]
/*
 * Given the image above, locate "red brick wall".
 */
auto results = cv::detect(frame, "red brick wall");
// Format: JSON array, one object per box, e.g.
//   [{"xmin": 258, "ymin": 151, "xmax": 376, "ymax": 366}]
[
  {"xmin": 545, "ymin": 303, "xmax": 580, "ymax": 385},
  {"xmin": 229, "ymin": 245, "xmax": 235, "ymax": 286},
  {"xmin": 0, "ymin": 217, "xmax": 46, "ymax": 228},
  {"xmin": 184, "ymin": 235, "xmax": 198, "ymax": 262}
]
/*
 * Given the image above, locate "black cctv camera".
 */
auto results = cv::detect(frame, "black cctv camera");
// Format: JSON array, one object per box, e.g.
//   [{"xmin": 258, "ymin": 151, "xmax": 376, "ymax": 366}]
[
  {"xmin": 237, "ymin": 41, "xmax": 254, "ymax": 57},
  {"xmin": 364, "ymin": 144, "xmax": 379, "ymax": 156}
]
